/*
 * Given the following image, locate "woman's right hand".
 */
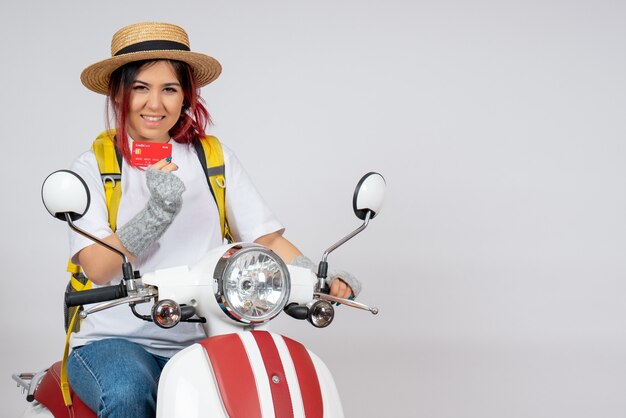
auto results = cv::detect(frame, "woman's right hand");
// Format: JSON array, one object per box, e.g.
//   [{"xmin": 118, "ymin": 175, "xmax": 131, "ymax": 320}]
[
  {"xmin": 150, "ymin": 157, "xmax": 178, "ymax": 173},
  {"xmin": 116, "ymin": 161, "xmax": 186, "ymax": 257}
]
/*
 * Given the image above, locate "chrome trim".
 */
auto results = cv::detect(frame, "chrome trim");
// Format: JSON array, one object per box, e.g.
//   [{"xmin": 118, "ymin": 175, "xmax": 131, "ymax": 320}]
[
  {"xmin": 314, "ymin": 292, "xmax": 379, "ymax": 315},
  {"xmin": 214, "ymin": 243, "xmax": 291, "ymax": 324},
  {"xmin": 322, "ymin": 210, "xmax": 371, "ymax": 262},
  {"xmin": 152, "ymin": 299, "xmax": 182, "ymax": 328},
  {"xmin": 307, "ymin": 299, "xmax": 334, "ymax": 328},
  {"xmin": 80, "ymin": 289, "xmax": 156, "ymax": 318},
  {"xmin": 65, "ymin": 213, "xmax": 128, "ymax": 264},
  {"xmin": 12, "ymin": 369, "xmax": 47, "ymax": 402},
  {"xmin": 318, "ymin": 210, "xmax": 372, "ymax": 290}
]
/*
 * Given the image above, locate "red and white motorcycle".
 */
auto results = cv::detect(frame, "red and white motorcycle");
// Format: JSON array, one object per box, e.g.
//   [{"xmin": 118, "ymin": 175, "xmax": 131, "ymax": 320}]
[{"xmin": 14, "ymin": 170, "xmax": 385, "ymax": 418}]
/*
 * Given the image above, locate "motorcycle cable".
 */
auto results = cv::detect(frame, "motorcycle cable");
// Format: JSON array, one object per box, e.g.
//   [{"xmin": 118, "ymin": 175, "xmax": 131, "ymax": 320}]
[{"xmin": 129, "ymin": 303, "xmax": 206, "ymax": 323}]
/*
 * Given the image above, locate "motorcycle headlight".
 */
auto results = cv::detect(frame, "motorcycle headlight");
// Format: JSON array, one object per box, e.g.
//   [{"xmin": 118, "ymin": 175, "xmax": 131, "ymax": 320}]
[{"xmin": 214, "ymin": 244, "xmax": 290, "ymax": 324}]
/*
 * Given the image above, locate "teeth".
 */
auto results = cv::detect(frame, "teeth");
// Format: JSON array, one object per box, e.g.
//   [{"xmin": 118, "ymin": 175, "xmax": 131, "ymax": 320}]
[{"xmin": 143, "ymin": 115, "xmax": 163, "ymax": 122}]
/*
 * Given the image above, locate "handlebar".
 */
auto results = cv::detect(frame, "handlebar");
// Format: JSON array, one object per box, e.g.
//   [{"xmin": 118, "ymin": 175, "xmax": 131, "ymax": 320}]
[{"xmin": 65, "ymin": 282, "xmax": 128, "ymax": 307}]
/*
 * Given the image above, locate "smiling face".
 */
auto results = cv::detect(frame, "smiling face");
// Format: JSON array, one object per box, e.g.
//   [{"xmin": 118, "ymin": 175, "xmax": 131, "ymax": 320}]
[{"xmin": 126, "ymin": 60, "xmax": 185, "ymax": 143}]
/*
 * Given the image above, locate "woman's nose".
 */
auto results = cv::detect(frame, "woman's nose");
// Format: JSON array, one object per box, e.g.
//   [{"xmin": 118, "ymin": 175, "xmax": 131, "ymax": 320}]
[{"xmin": 146, "ymin": 91, "xmax": 161, "ymax": 110}]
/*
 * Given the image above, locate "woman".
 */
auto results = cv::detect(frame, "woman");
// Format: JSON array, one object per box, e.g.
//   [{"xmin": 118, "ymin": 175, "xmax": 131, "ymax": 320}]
[{"xmin": 67, "ymin": 22, "xmax": 360, "ymax": 417}]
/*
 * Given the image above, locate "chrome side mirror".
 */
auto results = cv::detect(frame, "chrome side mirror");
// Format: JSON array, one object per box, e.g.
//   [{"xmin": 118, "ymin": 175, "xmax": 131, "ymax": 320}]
[
  {"xmin": 41, "ymin": 170, "xmax": 91, "ymax": 221},
  {"xmin": 41, "ymin": 169, "xmax": 132, "ymax": 273},
  {"xmin": 353, "ymin": 172, "xmax": 386, "ymax": 220},
  {"xmin": 316, "ymin": 172, "xmax": 386, "ymax": 291}
]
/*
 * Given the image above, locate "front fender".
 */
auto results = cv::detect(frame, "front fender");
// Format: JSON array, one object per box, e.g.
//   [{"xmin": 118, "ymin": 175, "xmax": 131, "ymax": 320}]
[{"xmin": 156, "ymin": 331, "xmax": 343, "ymax": 418}]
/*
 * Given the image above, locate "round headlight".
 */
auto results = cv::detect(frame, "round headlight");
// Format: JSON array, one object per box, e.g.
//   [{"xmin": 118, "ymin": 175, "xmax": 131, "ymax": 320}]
[{"xmin": 214, "ymin": 244, "xmax": 290, "ymax": 324}]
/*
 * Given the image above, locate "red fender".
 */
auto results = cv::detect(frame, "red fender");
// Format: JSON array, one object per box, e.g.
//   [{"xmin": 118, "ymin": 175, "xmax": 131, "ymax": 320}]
[{"xmin": 199, "ymin": 331, "xmax": 323, "ymax": 418}]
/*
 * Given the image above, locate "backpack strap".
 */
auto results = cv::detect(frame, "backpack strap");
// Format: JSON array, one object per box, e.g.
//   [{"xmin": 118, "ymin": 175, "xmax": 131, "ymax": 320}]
[
  {"xmin": 63, "ymin": 131, "xmax": 121, "ymax": 329},
  {"xmin": 61, "ymin": 307, "xmax": 80, "ymax": 406},
  {"xmin": 92, "ymin": 130, "xmax": 122, "ymax": 232},
  {"xmin": 194, "ymin": 135, "xmax": 233, "ymax": 243},
  {"xmin": 92, "ymin": 131, "xmax": 229, "ymax": 240},
  {"xmin": 64, "ymin": 261, "xmax": 91, "ymax": 334}
]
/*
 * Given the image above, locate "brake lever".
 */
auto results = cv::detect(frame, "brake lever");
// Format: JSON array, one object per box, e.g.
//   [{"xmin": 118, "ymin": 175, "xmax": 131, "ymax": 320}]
[
  {"xmin": 313, "ymin": 292, "xmax": 379, "ymax": 315},
  {"xmin": 80, "ymin": 289, "xmax": 157, "ymax": 319}
]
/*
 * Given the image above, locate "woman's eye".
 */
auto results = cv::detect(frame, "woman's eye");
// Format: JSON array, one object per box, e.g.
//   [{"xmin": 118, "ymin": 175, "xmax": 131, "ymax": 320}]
[
  {"xmin": 133, "ymin": 85, "xmax": 148, "ymax": 91},
  {"xmin": 164, "ymin": 87, "xmax": 179, "ymax": 93}
]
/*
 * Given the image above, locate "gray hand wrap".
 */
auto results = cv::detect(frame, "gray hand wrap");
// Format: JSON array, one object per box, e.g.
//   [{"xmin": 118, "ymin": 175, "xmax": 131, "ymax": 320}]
[
  {"xmin": 290, "ymin": 255, "xmax": 362, "ymax": 297},
  {"xmin": 117, "ymin": 168, "xmax": 186, "ymax": 257}
]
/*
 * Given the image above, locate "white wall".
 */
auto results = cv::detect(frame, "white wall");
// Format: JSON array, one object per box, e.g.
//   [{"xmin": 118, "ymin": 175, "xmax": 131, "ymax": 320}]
[{"xmin": 2, "ymin": 1, "xmax": 626, "ymax": 417}]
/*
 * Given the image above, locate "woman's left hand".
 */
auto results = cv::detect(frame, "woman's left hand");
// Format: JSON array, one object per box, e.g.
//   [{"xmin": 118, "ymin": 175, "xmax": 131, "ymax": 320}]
[{"xmin": 329, "ymin": 278, "xmax": 353, "ymax": 299}]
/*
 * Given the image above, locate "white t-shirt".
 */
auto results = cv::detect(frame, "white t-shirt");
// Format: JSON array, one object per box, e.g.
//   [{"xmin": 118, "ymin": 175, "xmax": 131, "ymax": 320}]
[{"xmin": 68, "ymin": 138, "xmax": 284, "ymax": 357}]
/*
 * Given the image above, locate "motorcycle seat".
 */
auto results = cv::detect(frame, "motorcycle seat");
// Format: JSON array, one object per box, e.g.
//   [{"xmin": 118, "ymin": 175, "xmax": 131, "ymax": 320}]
[{"xmin": 34, "ymin": 361, "xmax": 95, "ymax": 418}]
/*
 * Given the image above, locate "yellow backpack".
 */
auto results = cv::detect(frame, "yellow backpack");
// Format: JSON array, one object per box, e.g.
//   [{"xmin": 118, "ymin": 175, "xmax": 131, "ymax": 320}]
[{"xmin": 61, "ymin": 129, "xmax": 232, "ymax": 405}]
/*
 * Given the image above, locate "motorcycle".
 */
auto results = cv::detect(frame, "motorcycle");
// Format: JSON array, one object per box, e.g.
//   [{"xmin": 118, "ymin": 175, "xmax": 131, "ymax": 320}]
[{"xmin": 14, "ymin": 170, "xmax": 385, "ymax": 418}]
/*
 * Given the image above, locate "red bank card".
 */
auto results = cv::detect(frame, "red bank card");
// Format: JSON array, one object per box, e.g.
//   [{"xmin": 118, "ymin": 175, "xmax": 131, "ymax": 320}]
[{"xmin": 131, "ymin": 142, "xmax": 172, "ymax": 167}]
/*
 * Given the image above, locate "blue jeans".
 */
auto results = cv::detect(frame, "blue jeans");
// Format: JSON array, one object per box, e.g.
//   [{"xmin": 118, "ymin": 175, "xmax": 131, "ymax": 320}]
[{"xmin": 67, "ymin": 338, "xmax": 169, "ymax": 418}]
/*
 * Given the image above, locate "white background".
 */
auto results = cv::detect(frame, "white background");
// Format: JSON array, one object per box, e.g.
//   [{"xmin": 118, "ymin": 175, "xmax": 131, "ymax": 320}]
[{"xmin": 2, "ymin": 1, "xmax": 626, "ymax": 417}]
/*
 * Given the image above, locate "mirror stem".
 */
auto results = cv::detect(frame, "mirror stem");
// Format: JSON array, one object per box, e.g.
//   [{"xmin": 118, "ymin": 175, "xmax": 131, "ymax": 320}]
[
  {"xmin": 65, "ymin": 214, "xmax": 128, "ymax": 263},
  {"xmin": 322, "ymin": 210, "xmax": 371, "ymax": 262},
  {"xmin": 317, "ymin": 210, "xmax": 372, "ymax": 290},
  {"xmin": 64, "ymin": 213, "xmax": 135, "ymax": 283}
]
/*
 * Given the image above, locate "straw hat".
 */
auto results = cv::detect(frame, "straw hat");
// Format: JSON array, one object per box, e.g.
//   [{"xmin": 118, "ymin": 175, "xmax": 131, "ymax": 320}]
[{"xmin": 81, "ymin": 22, "xmax": 221, "ymax": 94}]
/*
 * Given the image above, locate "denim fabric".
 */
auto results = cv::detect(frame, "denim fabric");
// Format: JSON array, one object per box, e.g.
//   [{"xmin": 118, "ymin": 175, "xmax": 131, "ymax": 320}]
[{"xmin": 67, "ymin": 338, "xmax": 169, "ymax": 418}]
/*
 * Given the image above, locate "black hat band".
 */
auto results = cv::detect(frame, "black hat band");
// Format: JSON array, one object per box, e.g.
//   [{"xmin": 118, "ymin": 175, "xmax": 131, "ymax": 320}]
[{"xmin": 115, "ymin": 40, "xmax": 190, "ymax": 56}]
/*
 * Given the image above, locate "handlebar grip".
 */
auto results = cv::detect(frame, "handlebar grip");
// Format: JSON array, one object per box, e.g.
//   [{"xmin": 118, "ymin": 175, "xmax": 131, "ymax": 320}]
[{"xmin": 65, "ymin": 283, "xmax": 127, "ymax": 307}]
